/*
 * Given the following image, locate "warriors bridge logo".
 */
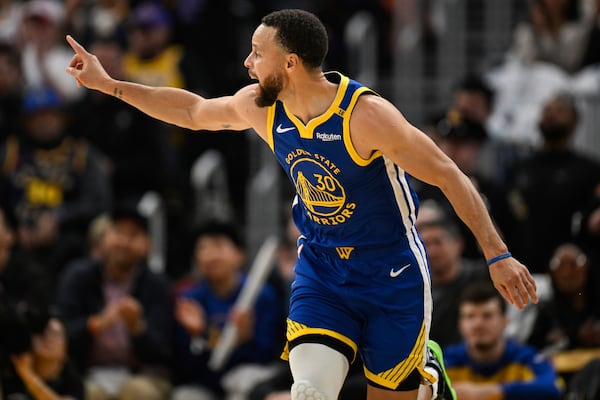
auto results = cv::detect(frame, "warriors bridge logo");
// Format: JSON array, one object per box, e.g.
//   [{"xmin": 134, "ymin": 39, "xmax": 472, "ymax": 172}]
[{"xmin": 286, "ymin": 149, "xmax": 356, "ymax": 226}]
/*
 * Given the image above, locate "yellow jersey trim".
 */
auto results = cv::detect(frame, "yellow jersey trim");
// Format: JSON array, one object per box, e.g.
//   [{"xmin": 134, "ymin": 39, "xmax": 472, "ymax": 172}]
[
  {"xmin": 282, "ymin": 74, "xmax": 350, "ymax": 139},
  {"xmin": 364, "ymin": 321, "xmax": 434, "ymax": 389},
  {"xmin": 343, "ymin": 87, "xmax": 382, "ymax": 166},
  {"xmin": 281, "ymin": 318, "xmax": 358, "ymax": 362},
  {"xmin": 266, "ymin": 103, "xmax": 276, "ymax": 151}
]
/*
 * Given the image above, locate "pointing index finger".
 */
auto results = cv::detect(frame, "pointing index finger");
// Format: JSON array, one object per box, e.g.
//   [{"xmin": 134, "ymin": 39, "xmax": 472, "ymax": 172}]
[{"xmin": 66, "ymin": 35, "xmax": 88, "ymax": 56}]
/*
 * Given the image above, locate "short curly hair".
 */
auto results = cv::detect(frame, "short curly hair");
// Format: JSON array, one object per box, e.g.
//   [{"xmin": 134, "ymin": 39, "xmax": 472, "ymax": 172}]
[{"xmin": 262, "ymin": 9, "xmax": 328, "ymax": 70}]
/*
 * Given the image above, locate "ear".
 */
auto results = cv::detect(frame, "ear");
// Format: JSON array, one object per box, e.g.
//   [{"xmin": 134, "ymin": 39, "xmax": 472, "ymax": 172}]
[{"xmin": 285, "ymin": 54, "xmax": 300, "ymax": 71}]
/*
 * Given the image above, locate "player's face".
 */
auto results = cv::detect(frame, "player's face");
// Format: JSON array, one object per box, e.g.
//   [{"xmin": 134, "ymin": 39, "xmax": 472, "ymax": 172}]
[
  {"xmin": 244, "ymin": 24, "xmax": 289, "ymax": 107},
  {"xmin": 458, "ymin": 299, "xmax": 507, "ymax": 352}
]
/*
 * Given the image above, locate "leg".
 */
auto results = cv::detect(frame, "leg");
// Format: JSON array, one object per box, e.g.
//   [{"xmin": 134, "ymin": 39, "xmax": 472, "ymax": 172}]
[
  {"xmin": 289, "ymin": 343, "xmax": 349, "ymax": 400},
  {"xmin": 171, "ymin": 385, "xmax": 219, "ymax": 400},
  {"xmin": 117, "ymin": 374, "xmax": 171, "ymax": 400},
  {"xmin": 367, "ymin": 385, "xmax": 419, "ymax": 400},
  {"xmin": 85, "ymin": 381, "xmax": 111, "ymax": 400}
]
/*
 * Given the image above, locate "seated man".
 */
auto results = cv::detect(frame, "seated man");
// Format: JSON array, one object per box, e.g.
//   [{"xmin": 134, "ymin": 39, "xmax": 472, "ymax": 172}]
[
  {"xmin": 55, "ymin": 205, "xmax": 173, "ymax": 400},
  {"xmin": 444, "ymin": 283, "xmax": 563, "ymax": 400}
]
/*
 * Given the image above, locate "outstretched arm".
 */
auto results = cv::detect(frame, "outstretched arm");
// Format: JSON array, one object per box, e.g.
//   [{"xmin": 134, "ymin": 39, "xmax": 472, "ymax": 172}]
[
  {"xmin": 64, "ymin": 35, "xmax": 262, "ymax": 134},
  {"xmin": 351, "ymin": 95, "xmax": 538, "ymax": 310}
]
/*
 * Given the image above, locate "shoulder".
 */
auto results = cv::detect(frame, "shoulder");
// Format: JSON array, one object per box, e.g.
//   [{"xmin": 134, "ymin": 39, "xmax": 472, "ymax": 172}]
[
  {"xmin": 180, "ymin": 282, "xmax": 208, "ymax": 300},
  {"xmin": 351, "ymin": 94, "xmax": 399, "ymax": 125},
  {"xmin": 443, "ymin": 342, "xmax": 469, "ymax": 366},
  {"xmin": 505, "ymin": 339, "xmax": 547, "ymax": 363},
  {"xmin": 59, "ymin": 258, "xmax": 100, "ymax": 286},
  {"xmin": 231, "ymin": 84, "xmax": 270, "ymax": 134}
]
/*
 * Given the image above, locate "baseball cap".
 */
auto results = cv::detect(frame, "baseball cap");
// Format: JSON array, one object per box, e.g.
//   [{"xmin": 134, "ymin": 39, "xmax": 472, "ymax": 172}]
[
  {"xmin": 25, "ymin": 0, "xmax": 65, "ymax": 26},
  {"xmin": 22, "ymin": 87, "xmax": 62, "ymax": 114},
  {"xmin": 129, "ymin": 3, "xmax": 171, "ymax": 28}
]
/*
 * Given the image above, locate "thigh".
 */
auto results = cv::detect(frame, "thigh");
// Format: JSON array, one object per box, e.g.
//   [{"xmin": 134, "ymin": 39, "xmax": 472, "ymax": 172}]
[
  {"xmin": 285, "ymin": 268, "xmax": 360, "ymax": 363},
  {"xmin": 360, "ymin": 288, "xmax": 429, "ymax": 389},
  {"xmin": 118, "ymin": 375, "xmax": 171, "ymax": 400}
]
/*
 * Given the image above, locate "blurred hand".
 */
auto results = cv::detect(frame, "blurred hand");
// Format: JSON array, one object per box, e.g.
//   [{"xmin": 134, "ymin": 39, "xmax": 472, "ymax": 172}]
[
  {"xmin": 453, "ymin": 382, "xmax": 502, "ymax": 400},
  {"xmin": 578, "ymin": 318, "xmax": 600, "ymax": 347},
  {"xmin": 88, "ymin": 301, "xmax": 121, "ymax": 334},
  {"xmin": 34, "ymin": 212, "xmax": 59, "ymax": 246},
  {"xmin": 10, "ymin": 352, "xmax": 35, "ymax": 375},
  {"xmin": 587, "ymin": 207, "xmax": 600, "ymax": 235},
  {"xmin": 230, "ymin": 308, "xmax": 254, "ymax": 344},
  {"xmin": 176, "ymin": 298, "xmax": 206, "ymax": 337},
  {"xmin": 118, "ymin": 297, "xmax": 144, "ymax": 334}
]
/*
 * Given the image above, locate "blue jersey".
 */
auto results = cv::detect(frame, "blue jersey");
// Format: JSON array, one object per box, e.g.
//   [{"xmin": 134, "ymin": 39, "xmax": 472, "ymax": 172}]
[
  {"xmin": 266, "ymin": 72, "xmax": 422, "ymax": 257},
  {"xmin": 268, "ymin": 73, "xmax": 434, "ymax": 389},
  {"xmin": 444, "ymin": 340, "xmax": 563, "ymax": 400}
]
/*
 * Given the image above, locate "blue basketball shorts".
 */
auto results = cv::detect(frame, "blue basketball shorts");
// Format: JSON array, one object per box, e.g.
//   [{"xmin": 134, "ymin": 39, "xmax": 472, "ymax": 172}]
[{"xmin": 282, "ymin": 239, "xmax": 435, "ymax": 390}]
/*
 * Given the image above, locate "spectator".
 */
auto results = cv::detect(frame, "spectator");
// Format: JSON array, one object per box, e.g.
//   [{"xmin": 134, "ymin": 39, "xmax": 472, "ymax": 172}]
[
  {"xmin": 69, "ymin": 36, "xmax": 171, "ymax": 205},
  {"xmin": 444, "ymin": 283, "xmax": 563, "ymax": 400},
  {"xmin": 414, "ymin": 110, "xmax": 514, "ymax": 260},
  {"xmin": 526, "ymin": 243, "xmax": 600, "ymax": 352},
  {"xmin": 0, "ymin": 86, "xmax": 112, "ymax": 281},
  {"xmin": 2, "ymin": 310, "xmax": 85, "ymax": 400},
  {"xmin": 505, "ymin": 92, "xmax": 600, "ymax": 273},
  {"xmin": 450, "ymin": 75, "xmax": 531, "ymax": 185},
  {"xmin": 0, "ymin": 206, "xmax": 50, "ymax": 309},
  {"xmin": 123, "ymin": 2, "xmax": 220, "ymax": 261},
  {"xmin": 172, "ymin": 220, "xmax": 284, "ymax": 400},
  {"xmin": 0, "ymin": 0, "xmax": 24, "ymax": 45},
  {"xmin": 416, "ymin": 206, "xmax": 491, "ymax": 348},
  {"xmin": 510, "ymin": 0, "xmax": 594, "ymax": 73},
  {"xmin": 55, "ymin": 205, "xmax": 173, "ymax": 400},
  {"xmin": 0, "ymin": 42, "xmax": 23, "ymax": 143},
  {"xmin": 18, "ymin": 0, "xmax": 82, "ymax": 102}
]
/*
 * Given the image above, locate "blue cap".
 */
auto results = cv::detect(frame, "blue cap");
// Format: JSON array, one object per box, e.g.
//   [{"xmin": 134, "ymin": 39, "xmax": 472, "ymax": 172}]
[
  {"xmin": 130, "ymin": 3, "xmax": 171, "ymax": 28},
  {"xmin": 22, "ymin": 87, "xmax": 62, "ymax": 114}
]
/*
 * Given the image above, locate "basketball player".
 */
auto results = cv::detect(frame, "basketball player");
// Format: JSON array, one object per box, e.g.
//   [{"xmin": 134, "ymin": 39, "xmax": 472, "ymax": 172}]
[{"xmin": 65, "ymin": 9, "xmax": 538, "ymax": 400}]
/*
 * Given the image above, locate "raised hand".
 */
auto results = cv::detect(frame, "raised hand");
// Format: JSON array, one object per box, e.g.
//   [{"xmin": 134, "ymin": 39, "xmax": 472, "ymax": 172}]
[{"xmin": 65, "ymin": 35, "xmax": 112, "ymax": 91}]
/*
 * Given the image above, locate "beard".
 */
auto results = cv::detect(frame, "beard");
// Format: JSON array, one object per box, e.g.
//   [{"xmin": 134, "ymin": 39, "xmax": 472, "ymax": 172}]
[
  {"xmin": 255, "ymin": 72, "xmax": 284, "ymax": 108},
  {"xmin": 471, "ymin": 337, "xmax": 497, "ymax": 353},
  {"xmin": 539, "ymin": 120, "xmax": 571, "ymax": 142}
]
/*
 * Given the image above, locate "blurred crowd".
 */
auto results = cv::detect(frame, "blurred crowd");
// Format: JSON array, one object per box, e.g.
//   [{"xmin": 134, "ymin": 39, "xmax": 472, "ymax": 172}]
[{"xmin": 0, "ymin": 0, "xmax": 600, "ymax": 399}]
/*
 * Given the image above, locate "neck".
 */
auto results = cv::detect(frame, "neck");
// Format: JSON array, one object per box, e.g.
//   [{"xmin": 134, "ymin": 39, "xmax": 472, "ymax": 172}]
[
  {"xmin": 431, "ymin": 261, "xmax": 461, "ymax": 285},
  {"xmin": 468, "ymin": 340, "xmax": 505, "ymax": 365},
  {"xmin": 542, "ymin": 138, "xmax": 570, "ymax": 152},
  {"xmin": 210, "ymin": 273, "xmax": 241, "ymax": 298},
  {"xmin": 566, "ymin": 290, "xmax": 587, "ymax": 310},
  {"xmin": 280, "ymin": 71, "xmax": 338, "ymax": 124},
  {"xmin": 105, "ymin": 263, "xmax": 136, "ymax": 283}
]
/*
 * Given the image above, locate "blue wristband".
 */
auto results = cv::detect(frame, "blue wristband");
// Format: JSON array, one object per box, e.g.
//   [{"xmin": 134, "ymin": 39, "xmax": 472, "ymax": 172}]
[{"xmin": 486, "ymin": 252, "xmax": 512, "ymax": 267}]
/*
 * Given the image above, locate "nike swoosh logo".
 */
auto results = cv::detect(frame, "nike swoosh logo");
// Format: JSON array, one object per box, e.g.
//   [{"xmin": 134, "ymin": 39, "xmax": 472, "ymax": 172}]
[
  {"xmin": 390, "ymin": 264, "xmax": 411, "ymax": 278},
  {"xmin": 276, "ymin": 124, "xmax": 295, "ymax": 133}
]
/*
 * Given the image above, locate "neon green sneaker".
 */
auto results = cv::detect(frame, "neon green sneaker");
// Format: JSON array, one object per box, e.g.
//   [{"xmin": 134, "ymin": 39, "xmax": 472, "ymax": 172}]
[{"xmin": 426, "ymin": 340, "xmax": 457, "ymax": 400}]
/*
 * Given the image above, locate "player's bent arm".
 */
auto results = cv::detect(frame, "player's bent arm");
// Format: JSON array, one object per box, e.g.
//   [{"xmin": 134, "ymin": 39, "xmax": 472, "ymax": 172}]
[{"xmin": 351, "ymin": 95, "xmax": 507, "ymax": 259}]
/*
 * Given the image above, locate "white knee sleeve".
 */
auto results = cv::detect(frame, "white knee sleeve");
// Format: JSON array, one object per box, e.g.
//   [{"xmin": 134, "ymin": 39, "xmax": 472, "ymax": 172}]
[{"xmin": 289, "ymin": 343, "xmax": 350, "ymax": 400}]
